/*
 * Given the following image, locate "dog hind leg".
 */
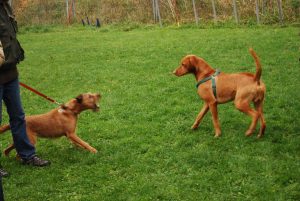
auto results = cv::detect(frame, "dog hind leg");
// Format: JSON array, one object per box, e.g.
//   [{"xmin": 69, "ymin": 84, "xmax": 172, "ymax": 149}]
[
  {"xmin": 235, "ymin": 100, "xmax": 259, "ymax": 136},
  {"xmin": 4, "ymin": 144, "xmax": 15, "ymax": 156},
  {"xmin": 254, "ymin": 100, "xmax": 266, "ymax": 138}
]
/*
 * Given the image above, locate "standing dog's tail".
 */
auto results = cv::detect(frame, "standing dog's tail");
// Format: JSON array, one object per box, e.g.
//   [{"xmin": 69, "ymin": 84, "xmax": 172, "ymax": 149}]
[
  {"xmin": 249, "ymin": 48, "xmax": 262, "ymax": 83},
  {"xmin": 0, "ymin": 124, "xmax": 10, "ymax": 134}
]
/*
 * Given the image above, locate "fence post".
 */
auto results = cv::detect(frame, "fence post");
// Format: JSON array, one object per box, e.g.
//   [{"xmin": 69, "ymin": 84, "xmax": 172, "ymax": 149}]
[
  {"xmin": 155, "ymin": 0, "xmax": 162, "ymax": 27},
  {"xmin": 192, "ymin": 0, "xmax": 199, "ymax": 25},
  {"xmin": 211, "ymin": 0, "xmax": 217, "ymax": 23},
  {"xmin": 232, "ymin": 0, "xmax": 239, "ymax": 24},
  {"xmin": 152, "ymin": 0, "xmax": 156, "ymax": 22},
  {"xmin": 255, "ymin": 0, "xmax": 260, "ymax": 24},
  {"xmin": 72, "ymin": 0, "xmax": 76, "ymax": 18},
  {"xmin": 66, "ymin": 0, "xmax": 69, "ymax": 18},
  {"xmin": 277, "ymin": 0, "xmax": 284, "ymax": 24},
  {"xmin": 262, "ymin": 0, "xmax": 267, "ymax": 15}
]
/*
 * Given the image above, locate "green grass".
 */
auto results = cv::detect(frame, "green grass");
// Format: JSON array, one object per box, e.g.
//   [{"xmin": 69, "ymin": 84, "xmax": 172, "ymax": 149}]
[{"xmin": 1, "ymin": 26, "xmax": 299, "ymax": 201}]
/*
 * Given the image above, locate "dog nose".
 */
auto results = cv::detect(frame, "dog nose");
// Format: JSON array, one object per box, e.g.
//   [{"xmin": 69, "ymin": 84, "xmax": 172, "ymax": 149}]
[{"xmin": 172, "ymin": 70, "xmax": 177, "ymax": 75}]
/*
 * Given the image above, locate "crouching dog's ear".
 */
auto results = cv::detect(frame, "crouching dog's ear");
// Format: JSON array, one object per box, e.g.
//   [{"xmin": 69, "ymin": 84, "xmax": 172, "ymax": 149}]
[
  {"xmin": 75, "ymin": 94, "xmax": 83, "ymax": 104},
  {"xmin": 60, "ymin": 104, "xmax": 68, "ymax": 110}
]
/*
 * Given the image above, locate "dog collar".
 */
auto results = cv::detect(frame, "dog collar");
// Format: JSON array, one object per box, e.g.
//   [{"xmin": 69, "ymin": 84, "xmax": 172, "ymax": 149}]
[{"xmin": 195, "ymin": 69, "xmax": 221, "ymax": 99}]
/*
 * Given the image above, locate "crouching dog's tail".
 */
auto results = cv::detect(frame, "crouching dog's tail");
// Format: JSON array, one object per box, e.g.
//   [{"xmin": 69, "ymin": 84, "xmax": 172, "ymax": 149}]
[
  {"xmin": 249, "ymin": 48, "xmax": 262, "ymax": 84},
  {"xmin": 0, "ymin": 124, "xmax": 10, "ymax": 134}
]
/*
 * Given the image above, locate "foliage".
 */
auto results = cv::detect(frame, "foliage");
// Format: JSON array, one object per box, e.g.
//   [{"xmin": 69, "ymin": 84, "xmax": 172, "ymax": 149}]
[{"xmin": 10, "ymin": 0, "xmax": 300, "ymax": 26}]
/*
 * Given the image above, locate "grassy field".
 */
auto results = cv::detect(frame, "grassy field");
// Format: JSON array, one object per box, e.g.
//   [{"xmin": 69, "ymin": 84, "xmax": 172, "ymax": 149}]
[{"xmin": 0, "ymin": 25, "xmax": 299, "ymax": 201}]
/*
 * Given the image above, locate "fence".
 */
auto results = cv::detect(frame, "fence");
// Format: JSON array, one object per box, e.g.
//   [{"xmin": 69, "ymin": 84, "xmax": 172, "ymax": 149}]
[{"xmin": 10, "ymin": 0, "xmax": 300, "ymax": 26}]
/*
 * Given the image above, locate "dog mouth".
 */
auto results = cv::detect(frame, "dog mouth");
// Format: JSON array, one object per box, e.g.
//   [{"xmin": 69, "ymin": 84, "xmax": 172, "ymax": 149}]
[{"xmin": 93, "ymin": 104, "xmax": 100, "ymax": 112}]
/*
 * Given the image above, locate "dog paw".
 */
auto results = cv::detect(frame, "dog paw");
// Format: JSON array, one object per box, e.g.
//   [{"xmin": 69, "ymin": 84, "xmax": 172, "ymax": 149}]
[
  {"xmin": 191, "ymin": 124, "xmax": 198, "ymax": 130},
  {"xmin": 245, "ymin": 130, "xmax": 254, "ymax": 136},
  {"xmin": 91, "ymin": 148, "xmax": 98, "ymax": 153}
]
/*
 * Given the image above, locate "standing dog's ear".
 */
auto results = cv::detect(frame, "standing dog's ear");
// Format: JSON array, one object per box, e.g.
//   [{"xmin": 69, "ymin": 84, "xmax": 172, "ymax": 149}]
[
  {"xmin": 75, "ymin": 94, "xmax": 83, "ymax": 104},
  {"xmin": 189, "ymin": 55, "xmax": 199, "ymax": 68}
]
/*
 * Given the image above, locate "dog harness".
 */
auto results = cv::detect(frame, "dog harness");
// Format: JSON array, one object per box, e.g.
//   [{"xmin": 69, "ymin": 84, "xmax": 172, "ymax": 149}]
[{"xmin": 195, "ymin": 69, "xmax": 221, "ymax": 99}]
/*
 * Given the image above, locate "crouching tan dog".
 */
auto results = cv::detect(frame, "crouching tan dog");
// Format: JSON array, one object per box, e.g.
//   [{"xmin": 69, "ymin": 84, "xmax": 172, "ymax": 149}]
[
  {"xmin": 173, "ymin": 49, "xmax": 266, "ymax": 138},
  {"xmin": 0, "ymin": 93, "xmax": 101, "ymax": 155}
]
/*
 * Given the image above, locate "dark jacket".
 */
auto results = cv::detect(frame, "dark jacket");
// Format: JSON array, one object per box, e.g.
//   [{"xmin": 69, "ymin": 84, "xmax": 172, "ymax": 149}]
[{"xmin": 0, "ymin": 2, "xmax": 24, "ymax": 84}]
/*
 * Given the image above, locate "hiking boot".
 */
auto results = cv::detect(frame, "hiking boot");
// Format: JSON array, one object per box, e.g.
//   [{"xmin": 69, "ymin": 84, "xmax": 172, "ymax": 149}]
[
  {"xmin": 22, "ymin": 155, "xmax": 51, "ymax": 167},
  {"xmin": 0, "ymin": 168, "xmax": 9, "ymax": 177}
]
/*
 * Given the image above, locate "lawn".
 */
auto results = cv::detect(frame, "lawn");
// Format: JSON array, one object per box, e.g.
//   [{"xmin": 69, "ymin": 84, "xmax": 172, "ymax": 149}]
[{"xmin": 0, "ymin": 25, "xmax": 299, "ymax": 201}]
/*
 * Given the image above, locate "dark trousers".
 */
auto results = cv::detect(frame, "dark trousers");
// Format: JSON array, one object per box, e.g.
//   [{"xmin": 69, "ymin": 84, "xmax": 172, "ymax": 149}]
[
  {"xmin": 0, "ymin": 78, "xmax": 35, "ymax": 160},
  {"xmin": 0, "ymin": 177, "xmax": 3, "ymax": 201}
]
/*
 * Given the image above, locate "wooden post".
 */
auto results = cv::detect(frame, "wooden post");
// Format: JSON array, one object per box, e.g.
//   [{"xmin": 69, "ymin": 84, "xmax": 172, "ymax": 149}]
[
  {"xmin": 66, "ymin": 0, "xmax": 69, "ymax": 21},
  {"xmin": 66, "ymin": 0, "xmax": 69, "ymax": 17},
  {"xmin": 232, "ymin": 0, "xmax": 239, "ymax": 24},
  {"xmin": 277, "ymin": 0, "xmax": 284, "ymax": 24},
  {"xmin": 255, "ymin": 0, "xmax": 260, "ymax": 24},
  {"xmin": 192, "ymin": 0, "xmax": 199, "ymax": 25},
  {"xmin": 155, "ymin": 0, "xmax": 162, "ymax": 27},
  {"xmin": 72, "ymin": 0, "xmax": 76, "ymax": 18},
  {"xmin": 262, "ymin": 0, "xmax": 267, "ymax": 15},
  {"xmin": 211, "ymin": 0, "xmax": 217, "ymax": 23},
  {"xmin": 173, "ymin": 0, "xmax": 180, "ymax": 26},
  {"xmin": 152, "ymin": 0, "xmax": 156, "ymax": 22}
]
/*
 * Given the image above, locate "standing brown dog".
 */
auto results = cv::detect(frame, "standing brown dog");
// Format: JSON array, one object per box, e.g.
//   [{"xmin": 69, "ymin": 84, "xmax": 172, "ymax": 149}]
[
  {"xmin": 173, "ymin": 49, "xmax": 266, "ymax": 138},
  {"xmin": 0, "ymin": 93, "xmax": 101, "ymax": 155}
]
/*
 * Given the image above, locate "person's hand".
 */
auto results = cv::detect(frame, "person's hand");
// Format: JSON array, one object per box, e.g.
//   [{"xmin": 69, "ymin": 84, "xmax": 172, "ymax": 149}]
[{"xmin": 0, "ymin": 41, "xmax": 5, "ymax": 66}]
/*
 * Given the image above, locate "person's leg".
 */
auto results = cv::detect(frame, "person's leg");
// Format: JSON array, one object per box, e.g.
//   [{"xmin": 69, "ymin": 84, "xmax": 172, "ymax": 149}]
[
  {"xmin": 0, "ymin": 176, "xmax": 4, "ymax": 201},
  {"xmin": 3, "ymin": 78, "xmax": 50, "ymax": 167},
  {"xmin": 2, "ymin": 78, "xmax": 35, "ymax": 160},
  {"xmin": 0, "ymin": 83, "xmax": 3, "ymax": 127},
  {"xmin": 0, "ymin": 84, "xmax": 9, "ymax": 177}
]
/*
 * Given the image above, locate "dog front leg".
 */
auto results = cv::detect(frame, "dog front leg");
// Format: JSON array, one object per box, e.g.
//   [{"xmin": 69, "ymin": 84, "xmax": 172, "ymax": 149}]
[
  {"xmin": 191, "ymin": 103, "xmax": 209, "ymax": 130},
  {"xmin": 67, "ymin": 133, "xmax": 97, "ymax": 153},
  {"xmin": 209, "ymin": 103, "xmax": 221, "ymax": 137}
]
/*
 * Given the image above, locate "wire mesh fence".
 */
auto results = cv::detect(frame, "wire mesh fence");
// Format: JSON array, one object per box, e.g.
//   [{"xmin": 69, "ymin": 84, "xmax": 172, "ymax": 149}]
[{"xmin": 10, "ymin": 0, "xmax": 300, "ymax": 26}]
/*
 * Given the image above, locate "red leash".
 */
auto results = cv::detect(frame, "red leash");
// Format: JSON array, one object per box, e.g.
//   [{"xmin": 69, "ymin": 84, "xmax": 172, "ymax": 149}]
[{"xmin": 19, "ymin": 82, "xmax": 61, "ymax": 105}]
